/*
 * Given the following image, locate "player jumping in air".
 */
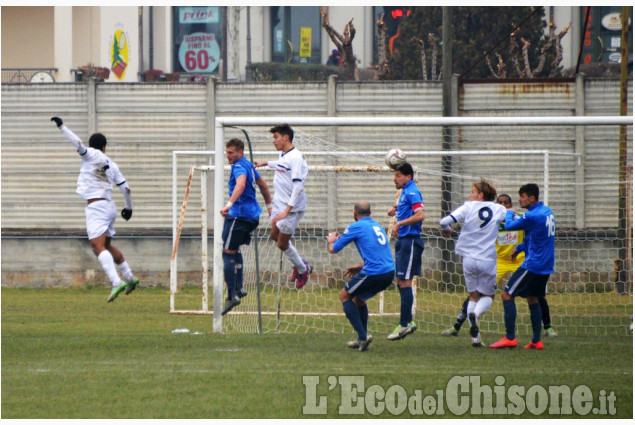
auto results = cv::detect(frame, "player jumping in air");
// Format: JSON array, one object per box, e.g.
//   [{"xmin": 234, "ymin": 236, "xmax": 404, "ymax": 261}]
[
  {"xmin": 386, "ymin": 162, "xmax": 425, "ymax": 341},
  {"xmin": 440, "ymin": 178, "xmax": 507, "ymax": 347},
  {"xmin": 220, "ymin": 138, "xmax": 272, "ymax": 315},
  {"xmin": 51, "ymin": 116, "xmax": 139, "ymax": 302},
  {"xmin": 254, "ymin": 124, "xmax": 312, "ymax": 288}
]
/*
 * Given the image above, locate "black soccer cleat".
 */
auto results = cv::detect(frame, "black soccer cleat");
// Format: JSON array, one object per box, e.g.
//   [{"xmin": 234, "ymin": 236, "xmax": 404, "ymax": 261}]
[{"xmin": 221, "ymin": 296, "xmax": 241, "ymax": 315}]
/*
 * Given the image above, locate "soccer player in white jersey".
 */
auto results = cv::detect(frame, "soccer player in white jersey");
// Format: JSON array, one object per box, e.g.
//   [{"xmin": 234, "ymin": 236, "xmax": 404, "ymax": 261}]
[
  {"xmin": 254, "ymin": 124, "xmax": 312, "ymax": 288},
  {"xmin": 51, "ymin": 116, "xmax": 139, "ymax": 303},
  {"xmin": 440, "ymin": 178, "xmax": 507, "ymax": 347}
]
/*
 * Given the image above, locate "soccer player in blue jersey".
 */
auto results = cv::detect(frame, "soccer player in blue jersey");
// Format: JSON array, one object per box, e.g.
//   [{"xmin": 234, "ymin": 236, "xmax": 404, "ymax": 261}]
[
  {"xmin": 491, "ymin": 183, "xmax": 556, "ymax": 350},
  {"xmin": 220, "ymin": 138, "xmax": 272, "ymax": 315},
  {"xmin": 386, "ymin": 163, "xmax": 425, "ymax": 341},
  {"xmin": 327, "ymin": 201, "xmax": 395, "ymax": 351}
]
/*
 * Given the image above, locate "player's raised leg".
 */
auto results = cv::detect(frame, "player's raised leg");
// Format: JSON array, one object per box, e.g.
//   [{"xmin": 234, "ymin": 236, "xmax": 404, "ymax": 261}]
[
  {"xmin": 106, "ymin": 237, "xmax": 139, "ymax": 295},
  {"xmin": 91, "ymin": 234, "xmax": 127, "ymax": 303}
]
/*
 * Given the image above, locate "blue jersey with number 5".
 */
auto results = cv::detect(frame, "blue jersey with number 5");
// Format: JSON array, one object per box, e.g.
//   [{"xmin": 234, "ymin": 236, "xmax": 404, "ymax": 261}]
[
  {"xmin": 504, "ymin": 202, "xmax": 555, "ymax": 274},
  {"xmin": 332, "ymin": 217, "xmax": 395, "ymax": 276}
]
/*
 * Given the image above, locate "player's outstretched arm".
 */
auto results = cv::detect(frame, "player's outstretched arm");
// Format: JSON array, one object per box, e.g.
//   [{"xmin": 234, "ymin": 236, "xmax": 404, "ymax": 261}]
[{"xmin": 51, "ymin": 116, "xmax": 87, "ymax": 155}]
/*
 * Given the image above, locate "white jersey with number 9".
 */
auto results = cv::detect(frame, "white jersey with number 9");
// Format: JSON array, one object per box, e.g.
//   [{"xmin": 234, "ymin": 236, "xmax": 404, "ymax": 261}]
[{"xmin": 446, "ymin": 201, "xmax": 507, "ymax": 261}]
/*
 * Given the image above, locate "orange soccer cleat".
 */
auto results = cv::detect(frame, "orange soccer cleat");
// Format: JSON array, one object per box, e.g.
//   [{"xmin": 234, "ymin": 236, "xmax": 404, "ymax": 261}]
[
  {"xmin": 524, "ymin": 340, "xmax": 544, "ymax": 350},
  {"xmin": 490, "ymin": 336, "xmax": 518, "ymax": 348}
]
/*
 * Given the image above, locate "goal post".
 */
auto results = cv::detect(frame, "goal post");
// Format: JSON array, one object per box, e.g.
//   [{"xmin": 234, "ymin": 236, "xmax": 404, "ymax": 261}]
[{"xmin": 171, "ymin": 115, "xmax": 632, "ymax": 335}]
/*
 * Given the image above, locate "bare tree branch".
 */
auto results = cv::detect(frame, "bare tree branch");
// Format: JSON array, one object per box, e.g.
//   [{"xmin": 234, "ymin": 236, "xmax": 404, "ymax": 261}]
[
  {"xmin": 496, "ymin": 53, "xmax": 507, "ymax": 78},
  {"xmin": 412, "ymin": 36, "xmax": 427, "ymax": 80},
  {"xmin": 532, "ymin": 21, "xmax": 555, "ymax": 76},
  {"xmin": 520, "ymin": 37, "xmax": 533, "ymax": 78},
  {"xmin": 428, "ymin": 33, "xmax": 439, "ymax": 80},
  {"xmin": 509, "ymin": 33, "xmax": 522, "ymax": 77},
  {"xmin": 320, "ymin": 6, "xmax": 358, "ymax": 80},
  {"xmin": 375, "ymin": 13, "xmax": 388, "ymax": 80},
  {"xmin": 549, "ymin": 22, "xmax": 571, "ymax": 77}
]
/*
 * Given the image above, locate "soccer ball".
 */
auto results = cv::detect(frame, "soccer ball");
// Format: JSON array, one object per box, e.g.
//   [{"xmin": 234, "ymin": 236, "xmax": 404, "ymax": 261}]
[{"xmin": 385, "ymin": 148, "xmax": 407, "ymax": 169}]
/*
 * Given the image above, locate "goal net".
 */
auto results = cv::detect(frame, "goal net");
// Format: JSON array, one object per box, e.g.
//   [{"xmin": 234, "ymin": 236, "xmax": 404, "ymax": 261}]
[{"xmin": 171, "ymin": 116, "xmax": 633, "ymax": 338}]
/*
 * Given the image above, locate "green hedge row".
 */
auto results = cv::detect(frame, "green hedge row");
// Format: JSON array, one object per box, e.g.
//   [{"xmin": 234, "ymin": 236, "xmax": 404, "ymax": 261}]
[{"xmin": 247, "ymin": 62, "xmax": 350, "ymax": 82}]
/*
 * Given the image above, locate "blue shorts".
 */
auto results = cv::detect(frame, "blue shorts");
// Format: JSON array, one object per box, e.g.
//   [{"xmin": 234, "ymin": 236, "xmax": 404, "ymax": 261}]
[
  {"xmin": 395, "ymin": 236, "xmax": 424, "ymax": 280},
  {"xmin": 222, "ymin": 217, "xmax": 259, "ymax": 251},
  {"xmin": 504, "ymin": 267, "xmax": 550, "ymax": 298},
  {"xmin": 345, "ymin": 271, "xmax": 395, "ymax": 302}
]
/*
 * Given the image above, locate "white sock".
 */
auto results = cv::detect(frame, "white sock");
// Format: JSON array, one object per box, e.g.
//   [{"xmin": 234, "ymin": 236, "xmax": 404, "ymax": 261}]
[
  {"xmin": 283, "ymin": 242, "xmax": 306, "ymax": 273},
  {"xmin": 467, "ymin": 300, "xmax": 477, "ymax": 317},
  {"xmin": 98, "ymin": 250, "xmax": 121, "ymax": 287},
  {"xmin": 116, "ymin": 261, "xmax": 136, "ymax": 282},
  {"xmin": 474, "ymin": 296, "xmax": 493, "ymax": 318}
]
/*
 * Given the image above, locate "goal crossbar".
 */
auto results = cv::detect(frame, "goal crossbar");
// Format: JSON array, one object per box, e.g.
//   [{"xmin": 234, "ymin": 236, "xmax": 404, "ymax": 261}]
[{"xmin": 216, "ymin": 116, "xmax": 632, "ymax": 127}]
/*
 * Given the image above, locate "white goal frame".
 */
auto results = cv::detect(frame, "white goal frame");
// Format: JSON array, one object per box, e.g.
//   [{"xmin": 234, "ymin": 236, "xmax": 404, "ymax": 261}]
[{"xmin": 206, "ymin": 115, "xmax": 632, "ymax": 332}]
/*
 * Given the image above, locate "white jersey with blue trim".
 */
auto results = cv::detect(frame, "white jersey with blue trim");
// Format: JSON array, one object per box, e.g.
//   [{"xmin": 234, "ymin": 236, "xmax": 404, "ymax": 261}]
[
  {"xmin": 444, "ymin": 201, "xmax": 507, "ymax": 261},
  {"xmin": 268, "ymin": 146, "xmax": 308, "ymax": 212}
]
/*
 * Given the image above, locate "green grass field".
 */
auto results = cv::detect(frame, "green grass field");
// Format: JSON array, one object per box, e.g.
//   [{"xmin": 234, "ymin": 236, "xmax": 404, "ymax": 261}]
[{"xmin": 2, "ymin": 287, "xmax": 633, "ymax": 419}]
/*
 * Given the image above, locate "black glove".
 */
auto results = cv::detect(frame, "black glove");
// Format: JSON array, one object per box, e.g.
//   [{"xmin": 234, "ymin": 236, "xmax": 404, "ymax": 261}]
[
  {"xmin": 121, "ymin": 208, "xmax": 133, "ymax": 221},
  {"xmin": 51, "ymin": 117, "xmax": 63, "ymax": 128}
]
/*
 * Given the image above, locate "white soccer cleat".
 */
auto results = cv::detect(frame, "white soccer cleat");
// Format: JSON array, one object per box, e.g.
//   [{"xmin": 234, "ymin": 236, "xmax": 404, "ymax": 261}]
[{"xmin": 471, "ymin": 335, "xmax": 485, "ymax": 347}]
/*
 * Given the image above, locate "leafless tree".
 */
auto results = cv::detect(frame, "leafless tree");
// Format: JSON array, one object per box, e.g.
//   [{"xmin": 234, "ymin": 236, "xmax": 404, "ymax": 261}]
[
  {"xmin": 320, "ymin": 7, "xmax": 358, "ymax": 80},
  {"xmin": 374, "ymin": 13, "xmax": 389, "ymax": 80},
  {"xmin": 411, "ymin": 36, "xmax": 427, "ymax": 80},
  {"xmin": 486, "ymin": 21, "xmax": 571, "ymax": 78},
  {"xmin": 410, "ymin": 33, "xmax": 442, "ymax": 81}
]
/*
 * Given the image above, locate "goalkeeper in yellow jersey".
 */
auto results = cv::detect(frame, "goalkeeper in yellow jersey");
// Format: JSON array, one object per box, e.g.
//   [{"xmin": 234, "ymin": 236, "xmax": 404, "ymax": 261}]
[{"xmin": 441, "ymin": 194, "xmax": 557, "ymax": 338}]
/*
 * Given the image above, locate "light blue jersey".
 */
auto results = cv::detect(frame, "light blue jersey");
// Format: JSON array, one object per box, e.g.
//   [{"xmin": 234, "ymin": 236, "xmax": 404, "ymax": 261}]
[
  {"xmin": 333, "ymin": 217, "xmax": 395, "ymax": 276},
  {"xmin": 504, "ymin": 202, "xmax": 555, "ymax": 275},
  {"xmin": 228, "ymin": 157, "xmax": 262, "ymax": 220}
]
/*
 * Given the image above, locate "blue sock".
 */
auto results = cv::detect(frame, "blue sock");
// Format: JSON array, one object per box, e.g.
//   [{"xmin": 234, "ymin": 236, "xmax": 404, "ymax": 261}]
[
  {"xmin": 343, "ymin": 300, "xmax": 366, "ymax": 341},
  {"xmin": 235, "ymin": 252, "xmax": 244, "ymax": 292},
  {"xmin": 538, "ymin": 297, "xmax": 551, "ymax": 329},
  {"xmin": 358, "ymin": 304, "xmax": 369, "ymax": 333},
  {"xmin": 399, "ymin": 286, "xmax": 413, "ymax": 326},
  {"xmin": 503, "ymin": 299, "xmax": 517, "ymax": 340},
  {"xmin": 529, "ymin": 302, "xmax": 542, "ymax": 343},
  {"xmin": 222, "ymin": 252, "xmax": 237, "ymax": 299}
]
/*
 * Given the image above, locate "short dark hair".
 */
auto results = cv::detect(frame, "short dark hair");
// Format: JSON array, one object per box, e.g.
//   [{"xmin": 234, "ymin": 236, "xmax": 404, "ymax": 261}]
[
  {"xmin": 473, "ymin": 178, "xmax": 497, "ymax": 202},
  {"xmin": 497, "ymin": 193, "xmax": 512, "ymax": 205},
  {"xmin": 225, "ymin": 138, "xmax": 244, "ymax": 151},
  {"xmin": 394, "ymin": 162, "xmax": 414, "ymax": 178},
  {"xmin": 88, "ymin": 133, "xmax": 107, "ymax": 150},
  {"xmin": 354, "ymin": 200, "xmax": 371, "ymax": 217},
  {"xmin": 519, "ymin": 183, "xmax": 540, "ymax": 200},
  {"xmin": 270, "ymin": 124, "xmax": 294, "ymax": 142}
]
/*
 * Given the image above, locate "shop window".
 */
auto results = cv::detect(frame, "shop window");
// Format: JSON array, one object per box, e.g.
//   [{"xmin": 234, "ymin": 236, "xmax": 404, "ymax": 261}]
[
  {"xmin": 173, "ymin": 6, "xmax": 223, "ymax": 74},
  {"xmin": 271, "ymin": 6, "xmax": 321, "ymax": 64}
]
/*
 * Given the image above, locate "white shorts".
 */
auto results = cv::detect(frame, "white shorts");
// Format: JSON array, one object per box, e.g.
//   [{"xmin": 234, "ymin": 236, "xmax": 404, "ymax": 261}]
[
  {"xmin": 271, "ymin": 207, "xmax": 305, "ymax": 235},
  {"xmin": 85, "ymin": 199, "xmax": 117, "ymax": 240},
  {"xmin": 462, "ymin": 257, "xmax": 497, "ymax": 296}
]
